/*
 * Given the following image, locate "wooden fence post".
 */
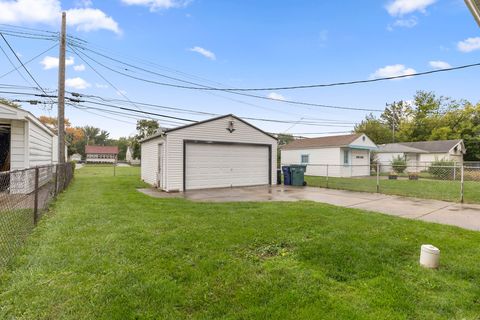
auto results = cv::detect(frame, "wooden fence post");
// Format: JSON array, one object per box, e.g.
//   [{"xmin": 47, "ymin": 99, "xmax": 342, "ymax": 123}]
[{"xmin": 33, "ymin": 167, "xmax": 39, "ymax": 225}]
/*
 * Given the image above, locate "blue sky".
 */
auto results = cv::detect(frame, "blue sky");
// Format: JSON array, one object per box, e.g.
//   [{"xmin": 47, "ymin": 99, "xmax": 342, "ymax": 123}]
[{"xmin": 0, "ymin": 0, "xmax": 479, "ymax": 138}]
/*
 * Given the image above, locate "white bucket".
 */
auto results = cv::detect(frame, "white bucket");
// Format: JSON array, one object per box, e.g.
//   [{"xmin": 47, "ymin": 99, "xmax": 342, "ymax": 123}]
[{"xmin": 419, "ymin": 244, "xmax": 440, "ymax": 269}]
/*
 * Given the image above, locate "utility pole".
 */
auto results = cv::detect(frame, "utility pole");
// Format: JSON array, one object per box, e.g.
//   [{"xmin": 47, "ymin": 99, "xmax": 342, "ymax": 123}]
[{"xmin": 58, "ymin": 12, "xmax": 66, "ymax": 165}]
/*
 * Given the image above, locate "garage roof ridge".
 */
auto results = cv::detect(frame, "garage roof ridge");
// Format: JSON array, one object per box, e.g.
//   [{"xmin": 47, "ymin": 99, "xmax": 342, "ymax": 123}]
[{"xmin": 140, "ymin": 114, "xmax": 277, "ymax": 143}]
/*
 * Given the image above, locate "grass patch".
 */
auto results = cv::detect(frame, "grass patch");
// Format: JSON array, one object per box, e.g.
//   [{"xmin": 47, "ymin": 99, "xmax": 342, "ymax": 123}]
[
  {"xmin": 1, "ymin": 166, "xmax": 480, "ymax": 319},
  {"xmin": 305, "ymin": 175, "xmax": 480, "ymax": 204}
]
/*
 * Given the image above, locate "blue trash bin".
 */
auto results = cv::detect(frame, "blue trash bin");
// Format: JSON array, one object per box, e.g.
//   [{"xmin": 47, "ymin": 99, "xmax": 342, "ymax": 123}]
[{"xmin": 282, "ymin": 166, "xmax": 292, "ymax": 185}]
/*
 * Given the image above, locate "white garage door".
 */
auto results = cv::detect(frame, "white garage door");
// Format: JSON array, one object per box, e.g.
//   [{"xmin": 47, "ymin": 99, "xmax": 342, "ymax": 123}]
[{"xmin": 185, "ymin": 143, "xmax": 270, "ymax": 190}]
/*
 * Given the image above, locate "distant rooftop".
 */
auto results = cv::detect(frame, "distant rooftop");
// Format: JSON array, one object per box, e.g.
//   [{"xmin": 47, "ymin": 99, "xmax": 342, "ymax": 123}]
[
  {"xmin": 281, "ymin": 133, "xmax": 361, "ymax": 150},
  {"xmin": 377, "ymin": 139, "xmax": 463, "ymax": 153},
  {"xmin": 85, "ymin": 145, "xmax": 119, "ymax": 154}
]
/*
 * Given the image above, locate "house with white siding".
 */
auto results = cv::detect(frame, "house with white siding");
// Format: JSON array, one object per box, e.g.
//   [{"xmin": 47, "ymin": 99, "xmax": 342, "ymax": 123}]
[
  {"xmin": 280, "ymin": 133, "xmax": 377, "ymax": 177},
  {"xmin": 140, "ymin": 114, "xmax": 277, "ymax": 192},
  {"xmin": 375, "ymin": 139, "xmax": 466, "ymax": 172},
  {"xmin": 0, "ymin": 103, "xmax": 60, "ymax": 172}
]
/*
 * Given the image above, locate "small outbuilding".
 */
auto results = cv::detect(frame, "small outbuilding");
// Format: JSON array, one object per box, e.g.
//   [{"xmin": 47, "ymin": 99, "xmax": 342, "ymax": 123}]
[
  {"xmin": 281, "ymin": 133, "xmax": 377, "ymax": 177},
  {"xmin": 140, "ymin": 114, "xmax": 278, "ymax": 192}
]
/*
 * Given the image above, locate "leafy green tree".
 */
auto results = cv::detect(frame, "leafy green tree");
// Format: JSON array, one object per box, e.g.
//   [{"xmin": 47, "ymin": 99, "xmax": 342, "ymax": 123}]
[
  {"xmin": 132, "ymin": 119, "xmax": 160, "ymax": 159},
  {"xmin": 354, "ymin": 114, "xmax": 392, "ymax": 144},
  {"xmin": 83, "ymin": 126, "xmax": 100, "ymax": 145},
  {"xmin": 135, "ymin": 120, "xmax": 159, "ymax": 140},
  {"xmin": 95, "ymin": 130, "xmax": 110, "ymax": 145},
  {"xmin": 116, "ymin": 137, "xmax": 130, "ymax": 161}
]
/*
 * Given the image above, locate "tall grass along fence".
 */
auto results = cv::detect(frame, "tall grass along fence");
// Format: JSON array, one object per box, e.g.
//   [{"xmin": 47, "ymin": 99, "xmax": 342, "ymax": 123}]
[
  {"xmin": 0, "ymin": 163, "xmax": 74, "ymax": 268},
  {"xmin": 298, "ymin": 162, "xmax": 480, "ymax": 204}
]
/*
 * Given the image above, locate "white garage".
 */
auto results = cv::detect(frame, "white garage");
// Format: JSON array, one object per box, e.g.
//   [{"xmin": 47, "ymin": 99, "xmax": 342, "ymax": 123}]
[{"xmin": 140, "ymin": 114, "xmax": 277, "ymax": 192}]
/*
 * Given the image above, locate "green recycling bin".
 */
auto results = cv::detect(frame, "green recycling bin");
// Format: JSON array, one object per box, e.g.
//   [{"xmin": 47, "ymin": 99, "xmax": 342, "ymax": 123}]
[{"xmin": 290, "ymin": 165, "xmax": 307, "ymax": 186}]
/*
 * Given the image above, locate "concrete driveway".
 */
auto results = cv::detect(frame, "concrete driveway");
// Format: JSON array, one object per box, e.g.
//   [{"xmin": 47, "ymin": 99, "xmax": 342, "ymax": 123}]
[{"xmin": 139, "ymin": 185, "xmax": 480, "ymax": 231}]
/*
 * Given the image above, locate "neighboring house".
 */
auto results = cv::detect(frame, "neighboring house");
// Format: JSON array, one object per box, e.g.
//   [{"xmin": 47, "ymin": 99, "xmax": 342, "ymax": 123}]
[
  {"xmin": 69, "ymin": 153, "xmax": 82, "ymax": 162},
  {"xmin": 85, "ymin": 145, "xmax": 119, "ymax": 163},
  {"xmin": 375, "ymin": 139, "xmax": 466, "ymax": 172},
  {"xmin": 0, "ymin": 102, "xmax": 61, "ymax": 172},
  {"xmin": 140, "ymin": 114, "xmax": 278, "ymax": 192},
  {"xmin": 280, "ymin": 133, "xmax": 378, "ymax": 177}
]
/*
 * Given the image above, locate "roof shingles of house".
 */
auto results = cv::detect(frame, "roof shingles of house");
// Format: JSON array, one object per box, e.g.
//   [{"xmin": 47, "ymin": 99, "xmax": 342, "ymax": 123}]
[
  {"xmin": 85, "ymin": 145, "xmax": 119, "ymax": 154},
  {"xmin": 281, "ymin": 133, "xmax": 361, "ymax": 150},
  {"xmin": 378, "ymin": 139, "xmax": 463, "ymax": 153}
]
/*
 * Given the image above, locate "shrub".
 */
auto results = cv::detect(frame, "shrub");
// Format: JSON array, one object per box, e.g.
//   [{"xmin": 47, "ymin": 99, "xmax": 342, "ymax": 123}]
[
  {"xmin": 391, "ymin": 156, "xmax": 407, "ymax": 174},
  {"xmin": 428, "ymin": 159, "xmax": 455, "ymax": 179}
]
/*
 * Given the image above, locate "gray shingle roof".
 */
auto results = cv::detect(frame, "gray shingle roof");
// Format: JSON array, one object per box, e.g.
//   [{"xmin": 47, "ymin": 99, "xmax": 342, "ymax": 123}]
[
  {"xmin": 281, "ymin": 133, "xmax": 361, "ymax": 150},
  {"xmin": 377, "ymin": 139, "xmax": 463, "ymax": 153}
]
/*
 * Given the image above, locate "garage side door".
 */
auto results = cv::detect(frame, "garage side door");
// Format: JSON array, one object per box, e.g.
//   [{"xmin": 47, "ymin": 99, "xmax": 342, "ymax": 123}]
[{"xmin": 185, "ymin": 143, "xmax": 270, "ymax": 190}]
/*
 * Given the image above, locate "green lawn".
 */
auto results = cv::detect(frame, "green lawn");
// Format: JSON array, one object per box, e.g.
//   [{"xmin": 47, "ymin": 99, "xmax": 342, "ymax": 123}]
[
  {"xmin": 1, "ymin": 166, "xmax": 480, "ymax": 319},
  {"xmin": 305, "ymin": 175, "xmax": 480, "ymax": 204}
]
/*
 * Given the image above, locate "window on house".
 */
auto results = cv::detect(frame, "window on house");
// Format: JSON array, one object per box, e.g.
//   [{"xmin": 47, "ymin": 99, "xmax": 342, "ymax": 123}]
[
  {"xmin": 343, "ymin": 150, "xmax": 349, "ymax": 164},
  {"xmin": 301, "ymin": 154, "xmax": 309, "ymax": 164}
]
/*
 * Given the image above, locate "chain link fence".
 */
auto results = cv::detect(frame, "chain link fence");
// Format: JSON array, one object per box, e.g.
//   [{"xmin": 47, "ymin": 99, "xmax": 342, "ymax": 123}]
[
  {"xmin": 293, "ymin": 162, "xmax": 480, "ymax": 204},
  {"xmin": 79, "ymin": 162, "xmax": 140, "ymax": 176},
  {"xmin": 0, "ymin": 163, "xmax": 74, "ymax": 268}
]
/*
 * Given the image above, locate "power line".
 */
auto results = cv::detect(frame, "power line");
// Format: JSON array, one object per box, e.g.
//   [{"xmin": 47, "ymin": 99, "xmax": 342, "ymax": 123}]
[
  {"xmin": 0, "ymin": 43, "xmax": 58, "ymax": 79},
  {"xmin": 68, "ymin": 41, "xmax": 480, "ymax": 93},
  {"xmin": 75, "ymin": 92, "xmax": 356, "ymax": 124},
  {"xmin": 69, "ymin": 43, "xmax": 383, "ymax": 112},
  {"xmin": 0, "ymin": 33, "xmax": 54, "ymax": 104},
  {"xmin": 0, "ymin": 43, "xmax": 33, "ymax": 86},
  {"xmin": 0, "ymin": 89, "xmax": 357, "ymax": 128}
]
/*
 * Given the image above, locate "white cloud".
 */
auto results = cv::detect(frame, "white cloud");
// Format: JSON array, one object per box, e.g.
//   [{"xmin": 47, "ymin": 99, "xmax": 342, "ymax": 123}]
[
  {"xmin": 457, "ymin": 37, "xmax": 480, "ymax": 53},
  {"xmin": 189, "ymin": 46, "xmax": 216, "ymax": 60},
  {"xmin": 392, "ymin": 17, "xmax": 418, "ymax": 28},
  {"xmin": 40, "ymin": 55, "xmax": 74, "ymax": 70},
  {"xmin": 121, "ymin": 0, "xmax": 190, "ymax": 11},
  {"xmin": 95, "ymin": 83, "xmax": 109, "ymax": 89},
  {"xmin": 0, "ymin": 0, "xmax": 120, "ymax": 34},
  {"xmin": 66, "ymin": 77, "xmax": 91, "ymax": 89},
  {"xmin": 386, "ymin": 0, "xmax": 436, "ymax": 16},
  {"xmin": 73, "ymin": 64, "xmax": 86, "ymax": 71},
  {"xmin": 370, "ymin": 64, "xmax": 416, "ymax": 79},
  {"xmin": 428, "ymin": 60, "xmax": 451, "ymax": 70},
  {"xmin": 67, "ymin": 8, "xmax": 121, "ymax": 34},
  {"xmin": 267, "ymin": 92, "xmax": 286, "ymax": 101},
  {"xmin": 75, "ymin": 0, "xmax": 93, "ymax": 7}
]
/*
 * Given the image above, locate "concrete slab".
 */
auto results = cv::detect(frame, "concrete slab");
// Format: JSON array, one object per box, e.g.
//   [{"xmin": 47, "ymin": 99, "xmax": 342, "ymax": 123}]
[
  {"xmin": 419, "ymin": 204, "xmax": 480, "ymax": 231},
  {"xmin": 138, "ymin": 185, "xmax": 480, "ymax": 231}
]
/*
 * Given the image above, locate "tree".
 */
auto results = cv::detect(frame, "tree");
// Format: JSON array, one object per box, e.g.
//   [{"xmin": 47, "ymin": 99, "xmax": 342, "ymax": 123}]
[
  {"xmin": 83, "ymin": 126, "xmax": 100, "ymax": 145},
  {"xmin": 380, "ymin": 100, "xmax": 412, "ymax": 142},
  {"xmin": 116, "ymin": 137, "xmax": 131, "ymax": 161},
  {"xmin": 354, "ymin": 91, "xmax": 480, "ymax": 161},
  {"xmin": 354, "ymin": 114, "xmax": 391, "ymax": 144},
  {"xmin": 132, "ymin": 119, "xmax": 160, "ymax": 159},
  {"xmin": 277, "ymin": 133, "xmax": 294, "ymax": 146},
  {"xmin": 0, "ymin": 98, "xmax": 21, "ymax": 108},
  {"xmin": 95, "ymin": 130, "xmax": 110, "ymax": 145},
  {"xmin": 135, "ymin": 119, "xmax": 159, "ymax": 140},
  {"xmin": 38, "ymin": 116, "xmax": 83, "ymax": 156}
]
